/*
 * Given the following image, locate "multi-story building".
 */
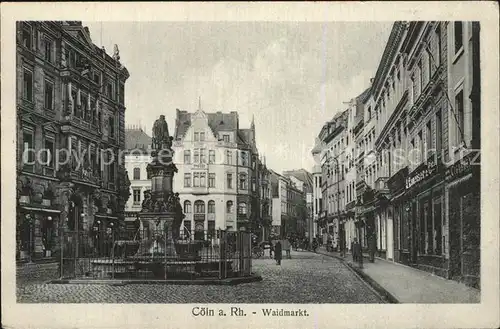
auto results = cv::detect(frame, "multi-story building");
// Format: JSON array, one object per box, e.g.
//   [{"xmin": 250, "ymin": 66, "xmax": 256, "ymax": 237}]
[
  {"xmin": 322, "ymin": 21, "xmax": 480, "ymax": 289},
  {"xmin": 16, "ymin": 21, "xmax": 130, "ymax": 261},
  {"xmin": 172, "ymin": 106, "xmax": 260, "ymax": 238},
  {"xmin": 270, "ymin": 171, "xmax": 287, "ymax": 237},
  {"xmin": 257, "ymin": 156, "xmax": 273, "ymax": 241},
  {"xmin": 353, "ymin": 88, "xmax": 372, "ymax": 250},
  {"xmin": 123, "ymin": 126, "xmax": 151, "ymax": 224},
  {"xmin": 283, "ymin": 169, "xmax": 313, "ymax": 241},
  {"xmin": 311, "ymin": 138, "xmax": 324, "ymax": 242},
  {"xmin": 318, "ymin": 110, "xmax": 348, "ymax": 248}
]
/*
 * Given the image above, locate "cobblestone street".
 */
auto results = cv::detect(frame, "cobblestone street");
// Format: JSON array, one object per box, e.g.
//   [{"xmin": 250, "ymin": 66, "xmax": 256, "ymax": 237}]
[{"xmin": 17, "ymin": 251, "xmax": 384, "ymax": 303}]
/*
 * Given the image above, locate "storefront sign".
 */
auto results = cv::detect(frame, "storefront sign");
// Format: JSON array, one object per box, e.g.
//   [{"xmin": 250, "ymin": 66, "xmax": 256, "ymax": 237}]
[
  {"xmin": 405, "ymin": 160, "xmax": 438, "ymax": 190},
  {"xmin": 446, "ymin": 152, "xmax": 475, "ymax": 180}
]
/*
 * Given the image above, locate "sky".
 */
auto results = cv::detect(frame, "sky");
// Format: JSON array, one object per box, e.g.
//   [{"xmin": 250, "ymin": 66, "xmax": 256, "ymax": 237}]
[{"xmin": 84, "ymin": 21, "xmax": 392, "ymax": 173}]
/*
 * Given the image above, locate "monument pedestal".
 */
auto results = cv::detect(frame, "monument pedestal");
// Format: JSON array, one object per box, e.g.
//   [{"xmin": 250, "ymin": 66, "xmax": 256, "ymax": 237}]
[{"xmin": 136, "ymin": 213, "xmax": 177, "ymax": 258}]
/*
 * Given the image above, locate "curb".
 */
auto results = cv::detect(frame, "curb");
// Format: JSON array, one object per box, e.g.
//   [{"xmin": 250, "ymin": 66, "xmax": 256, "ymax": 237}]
[
  {"xmin": 317, "ymin": 251, "xmax": 399, "ymax": 304},
  {"xmin": 47, "ymin": 275, "xmax": 263, "ymax": 286}
]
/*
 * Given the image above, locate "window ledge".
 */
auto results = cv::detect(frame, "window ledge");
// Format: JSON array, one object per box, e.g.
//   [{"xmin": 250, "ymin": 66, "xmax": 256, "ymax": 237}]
[{"xmin": 452, "ymin": 47, "xmax": 464, "ymax": 64}]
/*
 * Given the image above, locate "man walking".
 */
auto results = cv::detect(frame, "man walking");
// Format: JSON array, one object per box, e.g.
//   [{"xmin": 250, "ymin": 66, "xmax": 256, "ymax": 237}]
[
  {"xmin": 274, "ymin": 240, "xmax": 282, "ymax": 265},
  {"xmin": 282, "ymin": 236, "xmax": 291, "ymax": 259}
]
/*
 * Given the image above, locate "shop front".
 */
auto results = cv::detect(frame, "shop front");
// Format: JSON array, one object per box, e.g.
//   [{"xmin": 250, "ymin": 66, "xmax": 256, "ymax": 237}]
[
  {"xmin": 387, "ymin": 166, "xmax": 410, "ymax": 265},
  {"xmin": 446, "ymin": 152, "xmax": 480, "ymax": 288},
  {"xmin": 405, "ymin": 157, "xmax": 447, "ymax": 277}
]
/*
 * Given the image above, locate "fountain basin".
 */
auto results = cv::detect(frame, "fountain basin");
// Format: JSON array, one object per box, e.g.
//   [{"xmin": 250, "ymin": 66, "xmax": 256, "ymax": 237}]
[{"xmin": 113, "ymin": 240, "xmax": 141, "ymax": 257}]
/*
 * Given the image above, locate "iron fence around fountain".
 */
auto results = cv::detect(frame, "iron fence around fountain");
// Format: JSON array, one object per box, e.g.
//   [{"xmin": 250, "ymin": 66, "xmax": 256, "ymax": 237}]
[{"xmin": 59, "ymin": 228, "xmax": 253, "ymax": 281}]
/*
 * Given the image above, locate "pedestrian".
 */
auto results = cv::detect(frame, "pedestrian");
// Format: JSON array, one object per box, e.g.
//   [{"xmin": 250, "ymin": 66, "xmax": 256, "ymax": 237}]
[
  {"xmin": 267, "ymin": 236, "xmax": 274, "ymax": 258},
  {"xmin": 274, "ymin": 240, "xmax": 282, "ymax": 265},
  {"xmin": 312, "ymin": 238, "xmax": 318, "ymax": 253},
  {"xmin": 282, "ymin": 237, "xmax": 291, "ymax": 259}
]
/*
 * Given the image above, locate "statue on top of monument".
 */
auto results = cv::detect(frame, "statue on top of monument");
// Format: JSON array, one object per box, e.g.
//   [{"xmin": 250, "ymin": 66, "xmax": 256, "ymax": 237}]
[{"xmin": 152, "ymin": 115, "xmax": 172, "ymax": 150}]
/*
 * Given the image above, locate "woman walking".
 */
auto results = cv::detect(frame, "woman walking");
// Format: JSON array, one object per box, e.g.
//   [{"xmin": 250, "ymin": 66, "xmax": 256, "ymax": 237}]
[{"xmin": 274, "ymin": 240, "xmax": 282, "ymax": 265}]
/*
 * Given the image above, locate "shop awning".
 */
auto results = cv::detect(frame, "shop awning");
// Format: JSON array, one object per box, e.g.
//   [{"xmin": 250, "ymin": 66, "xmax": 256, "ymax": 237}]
[
  {"xmin": 19, "ymin": 206, "xmax": 61, "ymax": 214},
  {"xmin": 94, "ymin": 214, "xmax": 119, "ymax": 220}
]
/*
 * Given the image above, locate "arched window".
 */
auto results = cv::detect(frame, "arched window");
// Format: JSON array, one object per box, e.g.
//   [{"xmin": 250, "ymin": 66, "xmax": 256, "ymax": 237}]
[
  {"xmin": 183, "ymin": 200, "xmax": 192, "ymax": 213},
  {"xmin": 133, "ymin": 167, "xmax": 140, "ymax": 180},
  {"xmin": 226, "ymin": 201, "xmax": 234, "ymax": 213},
  {"xmin": 194, "ymin": 200, "xmax": 205, "ymax": 214},
  {"xmin": 208, "ymin": 200, "xmax": 215, "ymax": 213},
  {"xmin": 238, "ymin": 202, "xmax": 247, "ymax": 215}
]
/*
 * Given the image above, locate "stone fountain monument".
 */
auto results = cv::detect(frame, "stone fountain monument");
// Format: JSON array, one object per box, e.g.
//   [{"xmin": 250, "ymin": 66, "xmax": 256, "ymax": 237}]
[{"xmin": 136, "ymin": 115, "xmax": 184, "ymax": 259}]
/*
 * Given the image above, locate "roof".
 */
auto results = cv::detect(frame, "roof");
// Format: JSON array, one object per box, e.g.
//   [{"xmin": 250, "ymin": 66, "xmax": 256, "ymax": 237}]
[
  {"xmin": 282, "ymin": 169, "xmax": 313, "ymax": 192},
  {"xmin": 125, "ymin": 128, "xmax": 151, "ymax": 150},
  {"xmin": 356, "ymin": 87, "xmax": 372, "ymax": 103},
  {"xmin": 174, "ymin": 109, "xmax": 239, "ymax": 141}
]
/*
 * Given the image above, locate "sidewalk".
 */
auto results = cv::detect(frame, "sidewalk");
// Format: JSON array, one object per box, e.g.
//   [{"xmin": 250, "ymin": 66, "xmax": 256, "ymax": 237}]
[{"xmin": 318, "ymin": 247, "xmax": 480, "ymax": 303}]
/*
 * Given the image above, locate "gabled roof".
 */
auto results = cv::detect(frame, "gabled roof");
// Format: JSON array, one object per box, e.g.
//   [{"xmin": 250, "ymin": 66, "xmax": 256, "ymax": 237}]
[
  {"xmin": 125, "ymin": 128, "xmax": 151, "ymax": 150},
  {"xmin": 282, "ymin": 169, "xmax": 313, "ymax": 192},
  {"xmin": 175, "ymin": 110, "xmax": 240, "ymax": 141},
  {"xmin": 62, "ymin": 22, "xmax": 95, "ymax": 51}
]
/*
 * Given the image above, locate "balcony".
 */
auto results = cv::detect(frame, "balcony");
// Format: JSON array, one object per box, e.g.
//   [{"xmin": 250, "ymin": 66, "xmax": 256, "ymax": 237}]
[
  {"xmin": 57, "ymin": 163, "xmax": 102, "ymax": 187},
  {"xmin": 374, "ymin": 177, "xmax": 389, "ymax": 192},
  {"xmin": 191, "ymin": 186, "xmax": 209, "ymax": 195}
]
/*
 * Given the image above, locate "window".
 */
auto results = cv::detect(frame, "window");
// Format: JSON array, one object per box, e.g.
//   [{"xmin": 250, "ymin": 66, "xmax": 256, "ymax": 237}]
[
  {"xmin": 200, "ymin": 173, "xmax": 206, "ymax": 187},
  {"xmin": 194, "ymin": 200, "xmax": 205, "ymax": 214},
  {"xmin": 239, "ymin": 173, "xmax": 247, "ymax": 190},
  {"xmin": 226, "ymin": 201, "xmax": 234, "ymax": 213},
  {"xmin": 454, "ymin": 21, "xmax": 463, "ymax": 53},
  {"xmin": 208, "ymin": 173, "xmax": 215, "ymax": 188},
  {"xmin": 436, "ymin": 110, "xmax": 443, "ymax": 156},
  {"xmin": 199, "ymin": 132, "xmax": 205, "ymax": 141},
  {"xmin": 426, "ymin": 121, "xmax": 432, "ymax": 155},
  {"xmin": 207, "ymin": 221, "xmax": 215, "ymax": 238},
  {"xmin": 44, "ymin": 79, "xmax": 54, "ymax": 110},
  {"xmin": 194, "ymin": 149, "xmax": 200, "ymax": 163},
  {"xmin": 208, "ymin": 200, "xmax": 215, "ymax": 213},
  {"xmin": 41, "ymin": 135, "xmax": 55, "ymax": 175},
  {"xmin": 108, "ymin": 116, "xmax": 115, "ymax": 138},
  {"xmin": 184, "ymin": 150, "xmax": 191, "ymax": 164},
  {"xmin": 22, "ymin": 23, "xmax": 32, "ymax": 48},
  {"xmin": 81, "ymin": 93, "xmax": 88, "ymax": 118},
  {"xmin": 222, "ymin": 134, "xmax": 230, "ymax": 143},
  {"xmin": 209, "ymin": 150, "xmax": 215, "ymax": 164},
  {"xmin": 433, "ymin": 197, "xmax": 443, "ymax": 254},
  {"xmin": 194, "ymin": 132, "xmax": 199, "ymax": 141},
  {"xmin": 200, "ymin": 149, "xmax": 207, "ymax": 164},
  {"xmin": 44, "ymin": 38, "xmax": 53, "ymax": 63},
  {"xmin": 418, "ymin": 60, "xmax": 424, "ymax": 91},
  {"xmin": 133, "ymin": 189, "xmax": 141, "ymax": 205},
  {"xmin": 93, "ymin": 72, "xmax": 101, "ymax": 85},
  {"xmin": 105, "ymin": 81, "xmax": 114, "ymax": 99},
  {"xmin": 193, "ymin": 173, "xmax": 200, "ymax": 187},
  {"xmin": 226, "ymin": 150, "xmax": 232, "ymax": 165},
  {"xmin": 227, "ymin": 173, "xmax": 233, "ymax": 189},
  {"xmin": 23, "ymin": 69, "xmax": 33, "ymax": 102},
  {"xmin": 435, "ymin": 25, "xmax": 442, "ymax": 67},
  {"xmin": 455, "ymin": 89, "xmax": 465, "ymax": 146},
  {"xmin": 183, "ymin": 200, "xmax": 192, "ymax": 213},
  {"xmin": 133, "ymin": 167, "xmax": 140, "ymax": 180},
  {"xmin": 418, "ymin": 131, "xmax": 424, "ymax": 163},
  {"xmin": 241, "ymin": 151, "xmax": 248, "ymax": 166},
  {"xmin": 108, "ymin": 160, "xmax": 116, "ymax": 184},
  {"xmin": 184, "ymin": 173, "xmax": 191, "ymax": 187},
  {"xmin": 238, "ymin": 202, "xmax": 247, "ymax": 215},
  {"xmin": 22, "ymin": 129, "xmax": 35, "ymax": 172}
]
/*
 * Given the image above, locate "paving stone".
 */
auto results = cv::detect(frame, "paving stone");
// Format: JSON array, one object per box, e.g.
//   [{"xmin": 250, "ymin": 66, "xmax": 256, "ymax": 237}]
[{"xmin": 16, "ymin": 251, "xmax": 384, "ymax": 303}]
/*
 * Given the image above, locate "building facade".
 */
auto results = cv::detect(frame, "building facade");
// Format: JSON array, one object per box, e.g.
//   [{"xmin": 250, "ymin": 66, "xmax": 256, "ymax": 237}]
[
  {"xmin": 123, "ymin": 126, "xmax": 151, "ymax": 227},
  {"xmin": 172, "ymin": 107, "xmax": 261, "ymax": 238},
  {"xmin": 283, "ymin": 169, "xmax": 313, "ymax": 240},
  {"xmin": 311, "ymin": 138, "xmax": 324, "ymax": 242},
  {"xmin": 16, "ymin": 21, "xmax": 130, "ymax": 261},
  {"xmin": 318, "ymin": 110, "xmax": 348, "ymax": 248},
  {"xmin": 315, "ymin": 21, "xmax": 480, "ymax": 288}
]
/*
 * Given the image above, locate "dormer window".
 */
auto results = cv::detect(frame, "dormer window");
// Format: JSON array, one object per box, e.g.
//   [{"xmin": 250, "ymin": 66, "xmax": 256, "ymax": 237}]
[{"xmin": 222, "ymin": 134, "xmax": 230, "ymax": 143}]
